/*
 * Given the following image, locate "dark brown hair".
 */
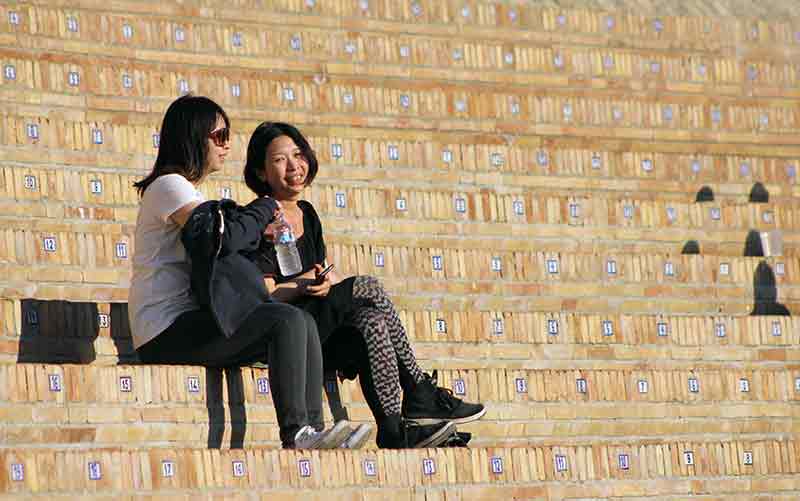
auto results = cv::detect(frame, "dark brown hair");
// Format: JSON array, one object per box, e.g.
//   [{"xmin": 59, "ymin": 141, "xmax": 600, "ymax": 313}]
[
  {"xmin": 134, "ymin": 94, "xmax": 229, "ymax": 196},
  {"xmin": 244, "ymin": 122, "xmax": 318, "ymax": 197}
]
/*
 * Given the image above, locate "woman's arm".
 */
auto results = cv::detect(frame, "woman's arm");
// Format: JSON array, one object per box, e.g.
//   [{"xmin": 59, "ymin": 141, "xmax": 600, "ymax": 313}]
[{"xmin": 169, "ymin": 201, "xmax": 201, "ymax": 227}]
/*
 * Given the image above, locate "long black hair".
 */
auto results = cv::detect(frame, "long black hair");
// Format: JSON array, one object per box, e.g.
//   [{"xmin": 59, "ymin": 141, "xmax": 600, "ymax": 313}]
[
  {"xmin": 243, "ymin": 121, "xmax": 318, "ymax": 197},
  {"xmin": 134, "ymin": 94, "xmax": 229, "ymax": 196}
]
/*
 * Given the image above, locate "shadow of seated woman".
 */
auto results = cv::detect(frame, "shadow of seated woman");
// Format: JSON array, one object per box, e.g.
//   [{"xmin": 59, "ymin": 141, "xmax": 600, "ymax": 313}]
[
  {"xmin": 17, "ymin": 299, "xmax": 139, "ymax": 365},
  {"xmin": 751, "ymin": 261, "xmax": 790, "ymax": 316},
  {"xmin": 17, "ymin": 299, "xmax": 99, "ymax": 363}
]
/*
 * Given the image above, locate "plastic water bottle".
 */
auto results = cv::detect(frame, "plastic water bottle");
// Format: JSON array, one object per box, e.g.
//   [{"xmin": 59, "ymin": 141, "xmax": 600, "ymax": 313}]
[{"xmin": 274, "ymin": 213, "xmax": 302, "ymax": 276}]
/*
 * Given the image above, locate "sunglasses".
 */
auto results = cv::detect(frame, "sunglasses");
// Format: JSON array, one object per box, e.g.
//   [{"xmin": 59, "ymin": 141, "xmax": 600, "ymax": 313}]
[{"xmin": 208, "ymin": 127, "xmax": 230, "ymax": 147}]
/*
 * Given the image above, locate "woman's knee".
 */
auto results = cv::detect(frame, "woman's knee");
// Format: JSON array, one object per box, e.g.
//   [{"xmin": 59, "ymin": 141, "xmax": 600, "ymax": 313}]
[
  {"xmin": 358, "ymin": 275, "xmax": 381, "ymax": 288},
  {"xmin": 356, "ymin": 275, "xmax": 387, "ymax": 296},
  {"xmin": 299, "ymin": 310, "xmax": 319, "ymax": 336},
  {"xmin": 271, "ymin": 306, "xmax": 310, "ymax": 338}
]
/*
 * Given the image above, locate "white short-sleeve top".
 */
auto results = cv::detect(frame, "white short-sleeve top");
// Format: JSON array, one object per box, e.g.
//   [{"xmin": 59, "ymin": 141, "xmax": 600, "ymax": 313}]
[{"xmin": 129, "ymin": 174, "xmax": 206, "ymax": 349}]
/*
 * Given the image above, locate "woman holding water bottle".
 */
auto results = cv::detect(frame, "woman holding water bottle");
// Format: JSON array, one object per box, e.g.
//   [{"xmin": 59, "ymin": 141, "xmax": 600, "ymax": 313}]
[{"xmin": 243, "ymin": 122, "xmax": 486, "ymax": 449}]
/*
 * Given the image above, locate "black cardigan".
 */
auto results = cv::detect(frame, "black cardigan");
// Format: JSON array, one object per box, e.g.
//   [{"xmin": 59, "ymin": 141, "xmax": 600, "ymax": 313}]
[{"xmin": 180, "ymin": 197, "xmax": 278, "ymax": 337}]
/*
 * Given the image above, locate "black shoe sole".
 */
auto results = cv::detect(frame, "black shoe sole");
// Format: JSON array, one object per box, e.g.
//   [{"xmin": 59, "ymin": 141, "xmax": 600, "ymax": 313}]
[
  {"xmin": 406, "ymin": 407, "xmax": 487, "ymax": 426},
  {"xmin": 413, "ymin": 421, "xmax": 457, "ymax": 448}
]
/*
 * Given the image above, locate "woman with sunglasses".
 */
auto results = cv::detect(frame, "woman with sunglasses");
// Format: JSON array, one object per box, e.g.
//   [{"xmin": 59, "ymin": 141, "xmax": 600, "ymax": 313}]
[
  {"xmin": 129, "ymin": 95, "xmax": 349, "ymax": 449},
  {"xmin": 243, "ymin": 122, "xmax": 486, "ymax": 449}
]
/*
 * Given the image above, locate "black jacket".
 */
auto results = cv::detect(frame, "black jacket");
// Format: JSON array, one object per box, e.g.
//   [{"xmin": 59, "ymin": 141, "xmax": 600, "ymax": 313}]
[{"xmin": 180, "ymin": 197, "xmax": 279, "ymax": 337}]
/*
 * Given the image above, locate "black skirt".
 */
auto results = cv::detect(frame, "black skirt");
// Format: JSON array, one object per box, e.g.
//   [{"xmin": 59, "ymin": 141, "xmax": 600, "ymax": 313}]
[{"xmin": 291, "ymin": 276, "xmax": 357, "ymax": 344}]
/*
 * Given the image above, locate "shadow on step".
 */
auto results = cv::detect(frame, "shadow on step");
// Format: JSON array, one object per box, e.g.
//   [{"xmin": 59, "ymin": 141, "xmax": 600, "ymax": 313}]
[
  {"xmin": 16, "ymin": 299, "xmax": 250, "ymax": 449},
  {"xmin": 751, "ymin": 261, "xmax": 790, "ymax": 316},
  {"xmin": 206, "ymin": 367, "xmax": 247, "ymax": 449},
  {"xmin": 695, "ymin": 185, "xmax": 714, "ymax": 202},
  {"xmin": 681, "ymin": 240, "xmax": 700, "ymax": 254},
  {"xmin": 744, "ymin": 230, "xmax": 765, "ymax": 257},
  {"xmin": 16, "ymin": 299, "xmax": 135, "ymax": 364},
  {"xmin": 749, "ymin": 182, "xmax": 769, "ymax": 203}
]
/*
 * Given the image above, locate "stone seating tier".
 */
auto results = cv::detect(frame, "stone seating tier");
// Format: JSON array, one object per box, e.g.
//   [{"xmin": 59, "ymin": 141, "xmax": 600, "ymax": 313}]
[
  {"xmin": 2, "ymin": 439, "xmax": 799, "ymax": 499},
  {"xmin": 2, "ymin": 362, "xmax": 799, "ymax": 449}
]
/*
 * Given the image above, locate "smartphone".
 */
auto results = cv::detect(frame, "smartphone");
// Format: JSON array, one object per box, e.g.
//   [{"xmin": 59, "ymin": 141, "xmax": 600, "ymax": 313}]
[{"xmin": 315, "ymin": 264, "xmax": 334, "ymax": 284}]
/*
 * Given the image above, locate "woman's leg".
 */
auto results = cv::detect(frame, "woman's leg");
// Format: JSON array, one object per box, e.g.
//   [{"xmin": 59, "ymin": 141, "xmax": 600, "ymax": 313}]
[
  {"xmin": 351, "ymin": 276, "xmax": 425, "ymax": 388},
  {"xmin": 322, "ymin": 327, "xmax": 456, "ymax": 449},
  {"xmin": 137, "ymin": 303, "xmax": 325, "ymax": 447},
  {"xmin": 348, "ymin": 306, "xmax": 402, "ymax": 417},
  {"xmin": 299, "ymin": 310, "xmax": 324, "ymax": 431},
  {"xmin": 237, "ymin": 304, "xmax": 323, "ymax": 447},
  {"xmin": 349, "ymin": 276, "xmax": 486, "ymax": 426}
]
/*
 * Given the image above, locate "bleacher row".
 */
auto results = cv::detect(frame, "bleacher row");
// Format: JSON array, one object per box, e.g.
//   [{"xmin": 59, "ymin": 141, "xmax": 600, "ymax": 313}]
[
  {"xmin": 2, "ymin": 123, "xmax": 798, "ymax": 189},
  {"xmin": 4, "ymin": 2, "xmax": 800, "ymax": 68},
  {"xmin": 3, "ymin": 300, "xmax": 799, "ymax": 367},
  {"xmin": 5, "ymin": 36, "xmax": 800, "ymax": 101},
  {"xmin": 2, "ymin": 0, "xmax": 799, "ymax": 498},
  {"xmin": 2, "ymin": 363, "xmax": 799, "ymax": 448},
  {"xmin": 0, "ymin": 254, "xmax": 794, "ymax": 315},
  {"xmin": 2, "ymin": 439, "xmax": 799, "ymax": 499},
  {"xmin": 4, "ymin": 70, "xmax": 800, "ymax": 138}
]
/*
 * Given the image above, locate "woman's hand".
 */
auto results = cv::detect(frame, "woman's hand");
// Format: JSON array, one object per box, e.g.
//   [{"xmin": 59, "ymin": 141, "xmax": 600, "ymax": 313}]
[
  {"xmin": 305, "ymin": 263, "xmax": 333, "ymax": 297},
  {"xmin": 263, "ymin": 205, "xmax": 283, "ymax": 241}
]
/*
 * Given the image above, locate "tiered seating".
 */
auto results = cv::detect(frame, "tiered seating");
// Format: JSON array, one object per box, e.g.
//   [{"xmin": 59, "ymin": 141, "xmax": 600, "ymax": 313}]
[
  {"xmin": 2, "ymin": 362, "xmax": 799, "ymax": 449},
  {"xmin": 1, "ymin": 0, "xmax": 799, "ymax": 497},
  {"xmin": 2, "ymin": 440, "xmax": 799, "ymax": 498},
  {"xmin": 3, "ymin": 299, "xmax": 798, "ymax": 365}
]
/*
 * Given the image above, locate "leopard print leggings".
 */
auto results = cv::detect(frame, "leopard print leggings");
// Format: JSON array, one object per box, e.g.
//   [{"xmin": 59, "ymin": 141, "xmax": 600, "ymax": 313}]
[{"xmin": 350, "ymin": 275, "xmax": 424, "ymax": 415}]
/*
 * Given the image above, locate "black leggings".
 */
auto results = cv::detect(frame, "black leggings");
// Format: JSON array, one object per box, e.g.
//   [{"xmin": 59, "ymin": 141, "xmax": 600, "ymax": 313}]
[
  {"xmin": 323, "ymin": 326, "xmax": 418, "ymax": 423},
  {"xmin": 136, "ymin": 303, "xmax": 323, "ymax": 447},
  {"xmin": 349, "ymin": 276, "xmax": 425, "ymax": 416}
]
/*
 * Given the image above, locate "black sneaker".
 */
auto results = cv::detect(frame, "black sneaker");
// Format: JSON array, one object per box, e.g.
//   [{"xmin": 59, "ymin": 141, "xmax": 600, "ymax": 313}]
[
  {"xmin": 376, "ymin": 416, "xmax": 457, "ymax": 449},
  {"xmin": 406, "ymin": 421, "xmax": 457, "ymax": 448},
  {"xmin": 403, "ymin": 371, "xmax": 486, "ymax": 425},
  {"xmin": 440, "ymin": 431, "xmax": 472, "ymax": 448}
]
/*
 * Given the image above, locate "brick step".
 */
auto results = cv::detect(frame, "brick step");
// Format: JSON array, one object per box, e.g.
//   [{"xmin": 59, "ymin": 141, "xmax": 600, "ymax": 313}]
[
  {"xmin": 1, "ymin": 170, "xmax": 796, "ymax": 241},
  {"xmin": 2, "ymin": 207, "xmax": 795, "ymax": 260},
  {"xmin": 0, "ymin": 214, "xmax": 796, "ymax": 271},
  {"xmin": 7, "ymin": 2, "xmax": 800, "ymax": 73},
  {"xmin": 4, "ymin": 364, "xmax": 797, "ymax": 407},
  {"xmin": 2, "ymin": 363, "xmax": 798, "ymax": 448},
  {"xmin": 3, "ymin": 86, "xmax": 800, "ymax": 151},
  {"xmin": 0, "ymin": 208, "xmax": 794, "ymax": 252},
  {"xmin": 4, "ymin": 34, "xmax": 800, "ymax": 105},
  {"xmin": 1, "ymin": 439, "xmax": 799, "ymax": 497},
  {"xmin": 5, "ymin": 159, "xmax": 798, "ymax": 204},
  {"xmin": 4, "ymin": 118, "xmax": 800, "ymax": 190},
  {"xmin": 0, "ymin": 281, "xmax": 795, "ymax": 317},
  {"xmin": 0, "ymin": 276, "xmax": 794, "ymax": 317},
  {"xmin": 5, "ymin": 0, "xmax": 796, "ymax": 54},
  {"xmin": 6, "ymin": 337, "xmax": 800, "ymax": 369},
  {"xmin": 3, "ymin": 299, "xmax": 798, "ymax": 365},
  {"xmin": 0, "ymin": 221, "xmax": 794, "ymax": 291},
  {"xmin": 3, "ymin": 413, "xmax": 797, "ymax": 450}
]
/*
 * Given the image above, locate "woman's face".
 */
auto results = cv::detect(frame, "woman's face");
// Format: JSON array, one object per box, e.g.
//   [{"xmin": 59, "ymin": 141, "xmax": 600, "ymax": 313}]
[
  {"xmin": 205, "ymin": 115, "xmax": 230, "ymax": 175},
  {"xmin": 262, "ymin": 135, "xmax": 308, "ymax": 200}
]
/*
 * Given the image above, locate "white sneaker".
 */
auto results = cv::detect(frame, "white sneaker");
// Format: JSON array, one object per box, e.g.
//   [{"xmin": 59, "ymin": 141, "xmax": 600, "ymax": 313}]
[
  {"xmin": 340, "ymin": 423, "xmax": 373, "ymax": 449},
  {"xmin": 293, "ymin": 425, "xmax": 324, "ymax": 449},
  {"xmin": 293, "ymin": 421, "xmax": 352, "ymax": 449},
  {"xmin": 316, "ymin": 420, "xmax": 352, "ymax": 449}
]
